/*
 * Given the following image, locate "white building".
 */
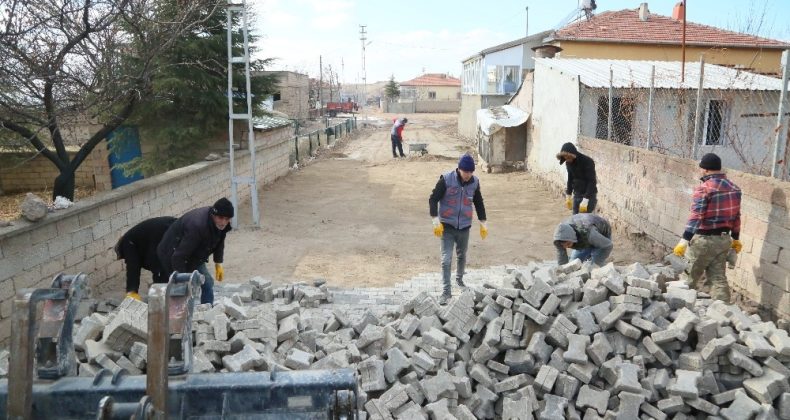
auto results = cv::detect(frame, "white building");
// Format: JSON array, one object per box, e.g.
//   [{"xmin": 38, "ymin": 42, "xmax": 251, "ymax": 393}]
[
  {"xmin": 529, "ymin": 58, "xmax": 784, "ymax": 176},
  {"xmin": 458, "ymin": 30, "xmax": 552, "ymax": 138}
]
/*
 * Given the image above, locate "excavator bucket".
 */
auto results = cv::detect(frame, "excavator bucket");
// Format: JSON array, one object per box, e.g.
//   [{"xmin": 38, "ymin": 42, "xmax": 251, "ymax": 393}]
[{"xmin": 1, "ymin": 272, "xmax": 358, "ymax": 420}]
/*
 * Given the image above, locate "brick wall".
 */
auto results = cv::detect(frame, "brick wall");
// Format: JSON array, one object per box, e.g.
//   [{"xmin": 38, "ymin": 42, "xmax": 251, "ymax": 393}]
[
  {"xmin": 0, "ymin": 127, "xmax": 293, "ymax": 345},
  {"xmin": 0, "ymin": 144, "xmax": 112, "ymax": 193},
  {"xmin": 530, "ymin": 135, "xmax": 790, "ymax": 319}
]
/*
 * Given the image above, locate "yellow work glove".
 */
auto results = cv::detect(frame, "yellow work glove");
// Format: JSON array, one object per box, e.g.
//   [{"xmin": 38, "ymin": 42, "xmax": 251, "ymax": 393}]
[
  {"xmin": 580, "ymin": 198, "xmax": 589, "ymax": 213},
  {"xmin": 480, "ymin": 221, "xmax": 488, "ymax": 240},
  {"xmin": 215, "ymin": 263, "xmax": 224, "ymax": 282},
  {"xmin": 432, "ymin": 217, "xmax": 444, "ymax": 238},
  {"xmin": 731, "ymin": 240, "xmax": 743, "ymax": 254},
  {"xmin": 673, "ymin": 239, "xmax": 688, "ymax": 257},
  {"xmin": 126, "ymin": 291, "xmax": 142, "ymax": 301},
  {"xmin": 565, "ymin": 196, "xmax": 572, "ymax": 210}
]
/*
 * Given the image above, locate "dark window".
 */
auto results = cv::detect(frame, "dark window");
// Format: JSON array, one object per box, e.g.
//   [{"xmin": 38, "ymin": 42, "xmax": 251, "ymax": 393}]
[
  {"xmin": 595, "ymin": 96, "xmax": 634, "ymax": 145},
  {"xmin": 273, "ymin": 92, "xmax": 281, "ymax": 101},
  {"xmin": 705, "ymin": 100, "xmax": 724, "ymax": 145},
  {"xmin": 428, "ymin": 91, "xmax": 437, "ymax": 99}
]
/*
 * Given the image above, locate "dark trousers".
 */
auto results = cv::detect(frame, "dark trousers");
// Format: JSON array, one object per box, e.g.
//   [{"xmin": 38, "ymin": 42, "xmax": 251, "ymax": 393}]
[
  {"xmin": 121, "ymin": 239, "xmax": 167, "ymax": 293},
  {"xmin": 391, "ymin": 134, "xmax": 405, "ymax": 157}
]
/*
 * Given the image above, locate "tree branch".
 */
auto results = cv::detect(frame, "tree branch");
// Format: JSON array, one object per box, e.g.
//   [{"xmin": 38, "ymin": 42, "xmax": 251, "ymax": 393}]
[{"xmin": 0, "ymin": 119, "xmax": 66, "ymax": 170}]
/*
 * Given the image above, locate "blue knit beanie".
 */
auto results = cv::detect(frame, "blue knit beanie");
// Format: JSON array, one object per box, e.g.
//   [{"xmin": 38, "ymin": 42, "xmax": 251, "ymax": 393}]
[{"xmin": 458, "ymin": 154, "xmax": 475, "ymax": 172}]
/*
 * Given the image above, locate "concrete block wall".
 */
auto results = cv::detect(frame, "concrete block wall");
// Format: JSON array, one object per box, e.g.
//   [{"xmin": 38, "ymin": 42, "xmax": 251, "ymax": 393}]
[
  {"xmin": 0, "ymin": 145, "xmax": 112, "ymax": 193},
  {"xmin": 532, "ymin": 136, "xmax": 789, "ymax": 319},
  {"xmin": 415, "ymin": 100, "xmax": 461, "ymax": 113},
  {"xmin": 0, "ymin": 130, "xmax": 292, "ymax": 345},
  {"xmin": 384, "ymin": 101, "xmax": 417, "ymax": 115}
]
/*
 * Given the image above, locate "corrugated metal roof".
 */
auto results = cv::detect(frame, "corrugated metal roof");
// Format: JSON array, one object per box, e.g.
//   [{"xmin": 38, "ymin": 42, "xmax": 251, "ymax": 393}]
[
  {"xmin": 463, "ymin": 30, "xmax": 553, "ymax": 63},
  {"xmin": 535, "ymin": 58, "xmax": 783, "ymax": 91},
  {"xmin": 252, "ymin": 115, "xmax": 292, "ymax": 130}
]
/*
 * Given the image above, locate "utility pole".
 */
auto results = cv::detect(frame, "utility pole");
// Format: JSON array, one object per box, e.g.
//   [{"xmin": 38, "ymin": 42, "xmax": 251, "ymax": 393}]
[
  {"xmin": 360, "ymin": 25, "xmax": 367, "ymax": 116},
  {"xmin": 681, "ymin": 1, "xmax": 687, "ymax": 83},
  {"xmin": 525, "ymin": 6, "xmax": 529, "ymax": 37},
  {"xmin": 319, "ymin": 55, "xmax": 323, "ymax": 107}
]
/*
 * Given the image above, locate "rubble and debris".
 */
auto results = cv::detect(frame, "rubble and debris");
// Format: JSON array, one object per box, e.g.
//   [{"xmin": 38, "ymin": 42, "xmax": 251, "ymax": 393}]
[{"xmin": 7, "ymin": 260, "xmax": 788, "ymax": 418}]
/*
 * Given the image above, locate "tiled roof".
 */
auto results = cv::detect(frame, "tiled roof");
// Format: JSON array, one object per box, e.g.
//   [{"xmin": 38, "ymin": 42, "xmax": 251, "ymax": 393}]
[
  {"xmin": 400, "ymin": 73, "xmax": 461, "ymax": 87},
  {"xmin": 553, "ymin": 9, "xmax": 789, "ymax": 49}
]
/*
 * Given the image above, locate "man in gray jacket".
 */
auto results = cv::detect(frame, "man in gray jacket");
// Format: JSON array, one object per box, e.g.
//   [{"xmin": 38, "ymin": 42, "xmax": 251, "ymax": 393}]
[{"xmin": 553, "ymin": 213, "xmax": 613, "ymax": 267}]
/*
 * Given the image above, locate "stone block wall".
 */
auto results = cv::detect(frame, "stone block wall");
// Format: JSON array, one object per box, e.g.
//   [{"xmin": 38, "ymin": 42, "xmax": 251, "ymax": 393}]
[
  {"xmin": 571, "ymin": 137, "xmax": 789, "ymax": 318},
  {"xmin": 0, "ymin": 145, "xmax": 112, "ymax": 193},
  {"xmin": 0, "ymin": 129, "xmax": 292, "ymax": 345}
]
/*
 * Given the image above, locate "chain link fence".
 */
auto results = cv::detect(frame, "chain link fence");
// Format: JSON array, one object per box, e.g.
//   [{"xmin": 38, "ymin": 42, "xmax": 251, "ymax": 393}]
[
  {"xmin": 578, "ymin": 61, "xmax": 789, "ymax": 180},
  {"xmin": 290, "ymin": 117, "xmax": 357, "ymax": 166}
]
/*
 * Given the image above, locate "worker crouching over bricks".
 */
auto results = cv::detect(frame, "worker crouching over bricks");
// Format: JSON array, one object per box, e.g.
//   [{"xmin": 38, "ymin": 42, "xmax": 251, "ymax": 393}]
[
  {"xmin": 553, "ymin": 213, "xmax": 613, "ymax": 267},
  {"xmin": 115, "ymin": 216, "xmax": 177, "ymax": 301},
  {"xmin": 157, "ymin": 197, "xmax": 234, "ymax": 305}
]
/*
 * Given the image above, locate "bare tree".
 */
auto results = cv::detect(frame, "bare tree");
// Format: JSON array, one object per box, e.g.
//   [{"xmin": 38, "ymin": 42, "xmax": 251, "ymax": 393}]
[{"xmin": 0, "ymin": 0, "xmax": 219, "ymax": 199}]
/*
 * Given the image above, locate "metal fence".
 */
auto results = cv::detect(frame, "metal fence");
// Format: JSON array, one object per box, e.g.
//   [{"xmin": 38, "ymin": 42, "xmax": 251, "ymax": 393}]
[
  {"xmin": 290, "ymin": 117, "xmax": 357, "ymax": 166},
  {"xmin": 579, "ymin": 58, "xmax": 790, "ymax": 180}
]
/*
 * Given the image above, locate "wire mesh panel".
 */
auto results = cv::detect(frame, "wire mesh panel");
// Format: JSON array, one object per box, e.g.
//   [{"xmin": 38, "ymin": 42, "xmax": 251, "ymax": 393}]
[{"xmin": 577, "ymin": 64, "xmax": 787, "ymax": 178}]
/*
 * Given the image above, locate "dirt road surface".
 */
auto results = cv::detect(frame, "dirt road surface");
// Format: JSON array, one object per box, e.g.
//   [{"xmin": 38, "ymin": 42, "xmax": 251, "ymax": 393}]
[{"xmin": 224, "ymin": 112, "xmax": 656, "ymax": 287}]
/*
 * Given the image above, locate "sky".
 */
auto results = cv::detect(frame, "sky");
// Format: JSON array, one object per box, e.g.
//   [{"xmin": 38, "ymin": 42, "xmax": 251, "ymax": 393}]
[{"xmin": 250, "ymin": 0, "xmax": 790, "ymax": 84}]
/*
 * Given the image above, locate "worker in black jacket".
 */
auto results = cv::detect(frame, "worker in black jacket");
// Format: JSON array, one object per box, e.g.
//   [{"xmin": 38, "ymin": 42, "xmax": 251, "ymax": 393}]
[
  {"xmin": 115, "ymin": 216, "xmax": 177, "ymax": 301},
  {"xmin": 157, "ymin": 198, "xmax": 234, "ymax": 304},
  {"xmin": 557, "ymin": 142, "xmax": 598, "ymax": 214}
]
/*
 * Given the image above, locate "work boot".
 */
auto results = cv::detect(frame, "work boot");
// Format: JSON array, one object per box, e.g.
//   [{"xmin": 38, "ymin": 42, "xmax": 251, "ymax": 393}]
[
  {"xmin": 438, "ymin": 294, "xmax": 451, "ymax": 305},
  {"xmin": 456, "ymin": 278, "xmax": 466, "ymax": 288}
]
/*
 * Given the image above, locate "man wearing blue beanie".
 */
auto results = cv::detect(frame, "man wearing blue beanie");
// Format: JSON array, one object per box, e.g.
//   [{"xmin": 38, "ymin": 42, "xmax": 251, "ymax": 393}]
[{"xmin": 428, "ymin": 153, "xmax": 488, "ymax": 305}]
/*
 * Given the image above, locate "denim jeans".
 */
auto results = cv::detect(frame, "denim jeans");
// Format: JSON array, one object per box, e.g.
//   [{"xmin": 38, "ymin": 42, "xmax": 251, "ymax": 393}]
[
  {"xmin": 440, "ymin": 225, "xmax": 470, "ymax": 296},
  {"xmin": 571, "ymin": 246, "xmax": 611, "ymax": 267},
  {"xmin": 572, "ymin": 193, "xmax": 597, "ymax": 214},
  {"xmin": 196, "ymin": 263, "xmax": 215, "ymax": 305}
]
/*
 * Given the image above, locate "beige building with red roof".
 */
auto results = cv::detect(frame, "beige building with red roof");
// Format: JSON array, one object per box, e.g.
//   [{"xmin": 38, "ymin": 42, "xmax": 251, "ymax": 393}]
[
  {"xmin": 399, "ymin": 73, "xmax": 461, "ymax": 101},
  {"xmin": 545, "ymin": 2, "xmax": 789, "ymax": 75}
]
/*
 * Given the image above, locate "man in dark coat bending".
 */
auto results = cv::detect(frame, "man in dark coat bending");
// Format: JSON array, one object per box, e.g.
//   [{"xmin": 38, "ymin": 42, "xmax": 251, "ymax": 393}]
[
  {"xmin": 557, "ymin": 142, "xmax": 598, "ymax": 214},
  {"xmin": 157, "ymin": 198, "xmax": 234, "ymax": 304},
  {"xmin": 115, "ymin": 216, "xmax": 177, "ymax": 301}
]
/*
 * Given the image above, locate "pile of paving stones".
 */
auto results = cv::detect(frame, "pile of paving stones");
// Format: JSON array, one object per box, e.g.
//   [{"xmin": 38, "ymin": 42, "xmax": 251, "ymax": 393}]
[{"xmin": 25, "ymin": 259, "xmax": 790, "ymax": 419}]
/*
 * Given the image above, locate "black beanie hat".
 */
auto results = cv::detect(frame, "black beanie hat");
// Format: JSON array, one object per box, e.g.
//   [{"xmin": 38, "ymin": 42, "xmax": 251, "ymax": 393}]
[
  {"xmin": 699, "ymin": 153, "xmax": 722, "ymax": 171},
  {"xmin": 211, "ymin": 197, "xmax": 234, "ymax": 218}
]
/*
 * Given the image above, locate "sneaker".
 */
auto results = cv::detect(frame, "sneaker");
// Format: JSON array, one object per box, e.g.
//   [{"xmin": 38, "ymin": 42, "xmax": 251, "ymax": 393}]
[
  {"xmin": 438, "ymin": 294, "xmax": 451, "ymax": 305},
  {"xmin": 455, "ymin": 278, "xmax": 466, "ymax": 288}
]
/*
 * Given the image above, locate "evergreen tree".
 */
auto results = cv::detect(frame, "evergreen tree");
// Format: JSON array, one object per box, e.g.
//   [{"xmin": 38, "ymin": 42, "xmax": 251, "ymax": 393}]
[
  {"xmin": 384, "ymin": 76, "xmax": 400, "ymax": 101},
  {"xmin": 127, "ymin": 1, "xmax": 279, "ymax": 175}
]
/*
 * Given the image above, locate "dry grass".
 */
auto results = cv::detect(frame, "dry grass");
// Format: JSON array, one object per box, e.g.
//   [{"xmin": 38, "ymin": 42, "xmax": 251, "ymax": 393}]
[{"xmin": 0, "ymin": 187, "xmax": 96, "ymax": 222}]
